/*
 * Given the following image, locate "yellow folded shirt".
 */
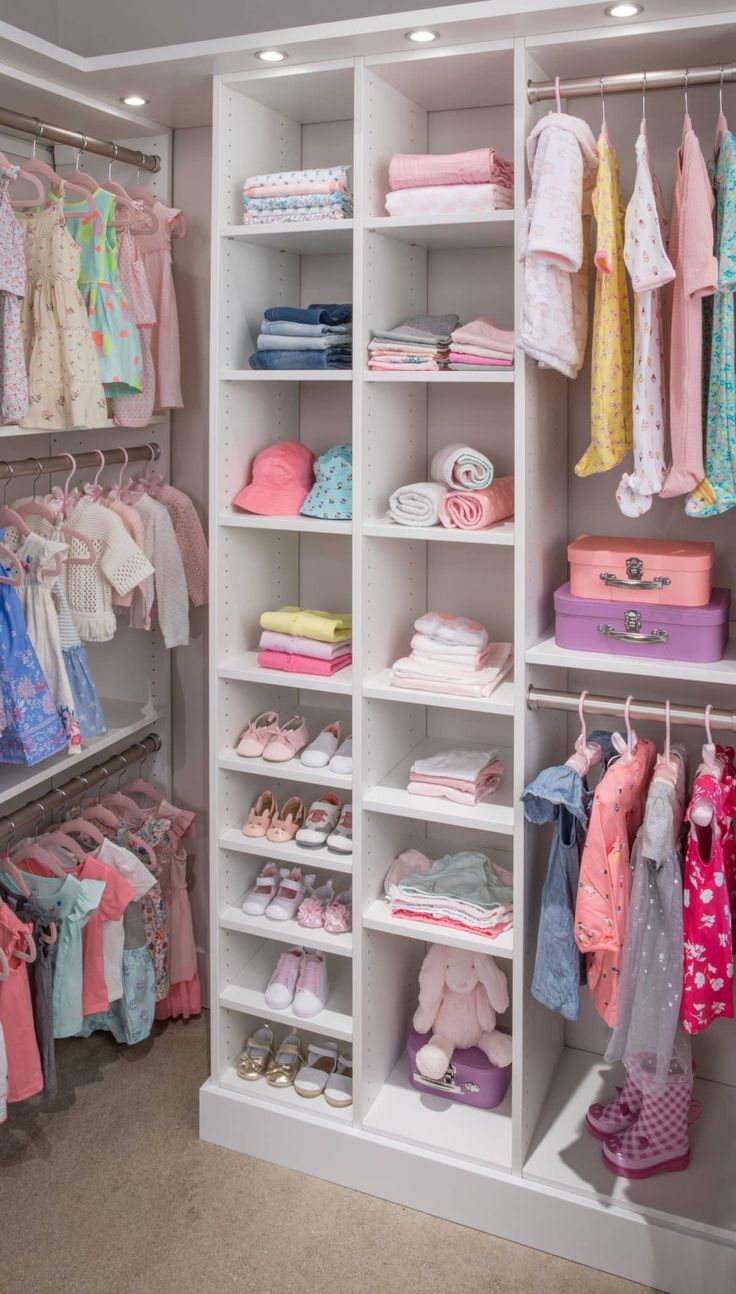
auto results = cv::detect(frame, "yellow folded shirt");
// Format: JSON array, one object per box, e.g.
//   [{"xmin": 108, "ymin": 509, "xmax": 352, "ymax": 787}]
[{"xmin": 260, "ymin": 606, "xmax": 353, "ymax": 643}]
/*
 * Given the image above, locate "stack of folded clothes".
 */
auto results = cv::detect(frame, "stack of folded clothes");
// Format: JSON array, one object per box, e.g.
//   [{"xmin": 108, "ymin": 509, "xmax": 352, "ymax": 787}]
[
  {"xmin": 242, "ymin": 164, "xmax": 353, "ymax": 224},
  {"xmin": 258, "ymin": 606, "xmax": 352, "ymax": 676},
  {"xmin": 384, "ymin": 849, "xmax": 513, "ymax": 939},
  {"xmin": 387, "ymin": 444, "xmax": 515, "ymax": 532},
  {"xmin": 448, "ymin": 316, "xmax": 515, "ymax": 371},
  {"xmin": 391, "ymin": 611, "xmax": 512, "ymax": 698},
  {"xmin": 384, "ymin": 148, "xmax": 514, "ymax": 218},
  {"xmin": 407, "ymin": 747, "xmax": 505, "ymax": 806},
  {"xmin": 367, "ymin": 313, "xmax": 457, "ymax": 372},
  {"xmin": 250, "ymin": 303, "xmax": 352, "ymax": 370}
]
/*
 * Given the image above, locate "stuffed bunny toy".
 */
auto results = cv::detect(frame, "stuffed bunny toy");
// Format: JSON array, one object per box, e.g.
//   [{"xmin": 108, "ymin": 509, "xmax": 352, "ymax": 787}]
[{"xmin": 413, "ymin": 945, "xmax": 512, "ymax": 1080}]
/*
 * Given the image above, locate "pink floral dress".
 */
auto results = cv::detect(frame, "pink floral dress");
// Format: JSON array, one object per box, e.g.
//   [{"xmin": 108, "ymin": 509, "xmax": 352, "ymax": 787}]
[{"xmin": 0, "ymin": 165, "xmax": 28, "ymax": 424}]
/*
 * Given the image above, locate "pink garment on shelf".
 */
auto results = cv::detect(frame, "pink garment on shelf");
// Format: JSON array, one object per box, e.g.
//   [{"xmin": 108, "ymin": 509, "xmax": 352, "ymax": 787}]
[
  {"xmin": 407, "ymin": 776, "xmax": 503, "ymax": 806},
  {"xmin": 388, "ymin": 149, "xmax": 514, "ymax": 191},
  {"xmin": 392, "ymin": 651, "xmax": 496, "ymax": 682},
  {"xmin": 383, "ymin": 849, "xmax": 433, "ymax": 893},
  {"xmin": 149, "ymin": 481, "xmax": 209, "ymax": 607},
  {"xmin": 112, "ymin": 228, "xmax": 157, "ymax": 428},
  {"xmin": 451, "ymin": 316, "xmax": 515, "ymax": 353},
  {"xmin": 410, "ymin": 636, "xmax": 490, "ymax": 667},
  {"xmin": 259, "ymin": 629, "xmax": 351, "ymax": 660},
  {"xmin": 391, "ymin": 908, "xmax": 512, "ymax": 939},
  {"xmin": 660, "ymin": 115, "xmax": 718, "ymax": 498},
  {"xmin": 410, "ymin": 759, "xmax": 505, "ymax": 794},
  {"xmin": 368, "ymin": 359, "xmax": 440, "ymax": 370},
  {"xmin": 384, "ymin": 184, "xmax": 513, "ymax": 218},
  {"xmin": 134, "ymin": 201, "xmax": 185, "ymax": 410},
  {"xmin": 439, "ymin": 477, "xmax": 515, "ymax": 530},
  {"xmin": 447, "ymin": 352, "xmax": 513, "ymax": 366},
  {"xmin": 257, "ymin": 648, "xmax": 352, "ymax": 676},
  {"xmin": 243, "ymin": 181, "xmax": 348, "ymax": 198}
]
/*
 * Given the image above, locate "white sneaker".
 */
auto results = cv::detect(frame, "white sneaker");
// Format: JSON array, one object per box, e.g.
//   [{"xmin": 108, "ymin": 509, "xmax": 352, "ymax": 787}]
[
  {"xmin": 327, "ymin": 803, "xmax": 353, "ymax": 854},
  {"xmin": 296, "ymin": 794, "xmax": 341, "ymax": 848},
  {"xmin": 292, "ymin": 951, "xmax": 328, "ymax": 1018},
  {"xmin": 301, "ymin": 722, "xmax": 341, "ymax": 768},
  {"xmin": 329, "ymin": 735, "xmax": 353, "ymax": 775}
]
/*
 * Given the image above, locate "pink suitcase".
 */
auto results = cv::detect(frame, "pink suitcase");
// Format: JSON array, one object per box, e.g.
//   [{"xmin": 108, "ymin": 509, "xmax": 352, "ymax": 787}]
[
  {"xmin": 407, "ymin": 1029, "xmax": 511, "ymax": 1109},
  {"xmin": 554, "ymin": 583, "xmax": 730, "ymax": 662},
  {"xmin": 568, "ymin": 535, "xmax": 714, "ymax": 607}
]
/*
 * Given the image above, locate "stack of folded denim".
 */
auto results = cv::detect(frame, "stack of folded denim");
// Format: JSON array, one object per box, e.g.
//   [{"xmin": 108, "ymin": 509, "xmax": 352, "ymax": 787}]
[
  {"xmin": 448, "ymin": 315, "xmax": 515, "ymax": 371},
  {"xmin": 385, "ymin": 149, "xmax": 514, "ymax": 219},
  {"xmin": 249, "ymin": 304, "xmax": 353, "ymax": 371},
  {"xmin": 258, "ymin": 606, "xmax": 353, "ymax": 676},
  {"xmin": 242, "ymin": 164, "xmax": 353, "ymax": 224},
  {"xmin": 367, "ymin": 313, "xmax": 458, "ymax": 372},
  {"xmin": 391, "ymin": 610, "xmax": 512, "ymax": 698},
  {"xmin": 385, "ymin": 849, "xmax": 513, "ymax": 938},
  {"xmin": 407, "ymin": 747, "xmax": 505, "ymax": 806}
]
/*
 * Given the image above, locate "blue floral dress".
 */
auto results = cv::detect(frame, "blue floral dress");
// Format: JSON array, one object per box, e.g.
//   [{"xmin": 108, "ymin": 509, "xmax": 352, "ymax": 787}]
[{"xmin": 0, "ymin": 532, "xmax": 67, "ymax": 764}]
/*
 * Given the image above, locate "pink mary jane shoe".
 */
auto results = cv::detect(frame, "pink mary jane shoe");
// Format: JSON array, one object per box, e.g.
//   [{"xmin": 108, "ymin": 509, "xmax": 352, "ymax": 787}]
[
  {"xmin": 237, "ymin": 711, "xmax": 280, "ymax": 758},
  {"xmin": 263, "ymin": 715, "xmax": 310, "ymax": 763}
]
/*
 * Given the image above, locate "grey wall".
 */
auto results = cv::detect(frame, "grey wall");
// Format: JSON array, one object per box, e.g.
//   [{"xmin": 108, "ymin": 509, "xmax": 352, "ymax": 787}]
[{"xmin": 0, "ymin": 0, "xmax": 60, "ymax": 44}]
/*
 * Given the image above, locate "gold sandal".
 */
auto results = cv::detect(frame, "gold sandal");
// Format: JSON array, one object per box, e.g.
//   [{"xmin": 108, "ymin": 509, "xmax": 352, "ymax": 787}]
[
  {"xmin": 237, "ymin": 1024, "xmax": 274, "ymax": 1081},
  {"xmin": 266, "ymin": 1032, "xmax": 304, "ymax": 1088}
]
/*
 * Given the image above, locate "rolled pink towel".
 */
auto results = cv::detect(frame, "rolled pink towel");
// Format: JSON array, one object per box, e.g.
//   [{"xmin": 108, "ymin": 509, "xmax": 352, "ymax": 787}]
[{"xmin": 439, "ymin": 477, "xmax": 515, "ymax": 530}]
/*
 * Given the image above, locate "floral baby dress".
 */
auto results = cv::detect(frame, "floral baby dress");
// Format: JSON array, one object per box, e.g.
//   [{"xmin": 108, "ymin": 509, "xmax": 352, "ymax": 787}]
[
  {"xmin": 18, "ymin": 193, "xmax": 107, "ymax": 430},
  {"xmin": 0, "ymin": 530, "xmax": 67, "ymax": 765},
  {"xmin": 60, "ymin": 188, "xmax": 143, "ymax": 396},
  {"xmin": 13, "ymin": 531, "xmax": 80, "ymax": 752},
  {"xmin": 0, "ymin": 164, "xmax": 28, "ymax": 424}
]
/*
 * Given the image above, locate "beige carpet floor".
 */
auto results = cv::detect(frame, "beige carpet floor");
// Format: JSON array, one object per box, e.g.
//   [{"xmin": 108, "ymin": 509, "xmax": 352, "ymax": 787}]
[{"xmin": 0, "ymin": 1014, "xmax": 652, "ymax": 1294}]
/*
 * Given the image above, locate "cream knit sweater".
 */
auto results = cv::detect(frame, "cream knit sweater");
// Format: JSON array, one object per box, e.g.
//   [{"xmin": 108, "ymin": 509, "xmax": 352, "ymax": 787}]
[{"xmin": 66, "ymin": 498, "xmax": 154, "ymax": 641}]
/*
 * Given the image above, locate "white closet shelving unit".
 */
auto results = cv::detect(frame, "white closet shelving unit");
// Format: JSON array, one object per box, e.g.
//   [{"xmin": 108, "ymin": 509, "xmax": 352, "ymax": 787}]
[
  {"xmin": 0, "ymin": 62, "xmax": 175, "ymax": 815},
  {"xmin": 201, "ymin": 14, "xmax": 736, "ymax": 1293}
]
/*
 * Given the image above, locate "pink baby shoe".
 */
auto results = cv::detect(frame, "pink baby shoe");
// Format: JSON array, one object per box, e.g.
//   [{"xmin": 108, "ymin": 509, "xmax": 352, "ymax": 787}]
[
  {"xmin": 323, "ymin": 888, "xmax": 352, "ymax": 935},
  {"xmin": 263, "ymin": 714, "xmax": 309, "ymax": 762},
  {"xmin": 292, "ymin": 951, "xmax": 329, "ymax": 1019},
  {"xmin": 237, "ymin": 711, "xmax": 280, "ymax": 757},
  {"xmin": 297, "ymin": 880, "xmax": 335, "ymax": 929},
  {"xmin": 265, "ymin": 946, "xmax": 305, "ymax": 1008}
]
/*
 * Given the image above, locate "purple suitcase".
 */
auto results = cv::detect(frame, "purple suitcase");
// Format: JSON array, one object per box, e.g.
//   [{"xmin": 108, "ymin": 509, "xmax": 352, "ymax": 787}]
[
  {"xmin": 554, "ymin": 582, "xmax": 730, "ymax": 663},
  {"xmin": 407, "ymin": 1028, "xmax": 511, "ymax": 1109}
]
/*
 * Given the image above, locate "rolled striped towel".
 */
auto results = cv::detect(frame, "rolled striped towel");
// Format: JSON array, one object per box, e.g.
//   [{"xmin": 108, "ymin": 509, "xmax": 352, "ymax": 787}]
[{"xmin": 431, "ymin": 444, "xmax": 494, "ymax": 490}]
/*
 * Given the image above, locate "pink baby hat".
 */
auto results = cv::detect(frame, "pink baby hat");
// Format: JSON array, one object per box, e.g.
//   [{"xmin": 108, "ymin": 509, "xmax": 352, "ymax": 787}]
[{"xmin": 233, "ymin": 441, "xmax": 315, "ymax": 515}]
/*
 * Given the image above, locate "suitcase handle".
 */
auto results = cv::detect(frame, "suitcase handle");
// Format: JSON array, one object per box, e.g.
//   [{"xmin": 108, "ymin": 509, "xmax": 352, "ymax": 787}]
[
  {"xmin": 598, "ymin": 622, "xmax": 669, "ymax": 645},
  {"xmin": 599, "ymin": 571, "xmax": 671, "ymax": 591}
]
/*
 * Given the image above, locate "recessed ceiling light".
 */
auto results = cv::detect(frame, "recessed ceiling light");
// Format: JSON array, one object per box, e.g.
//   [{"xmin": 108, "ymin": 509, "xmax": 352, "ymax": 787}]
[
  {"xmin": 255, "ymin": 48, "xmax": 288, "ymax": 62},
  {"xmin": 405, "ymin": 29, "xmax": 440, "ymax": 43},
  {"xmin": 121, "ymin": 94, "xmax": 148, "ymax": 107},
  {"xmin": 604, "ymin": 3, "xmax": 643, "ymax": 16}
]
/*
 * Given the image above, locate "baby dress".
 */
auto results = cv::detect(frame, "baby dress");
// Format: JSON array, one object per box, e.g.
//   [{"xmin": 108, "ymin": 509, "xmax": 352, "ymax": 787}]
[
  {"xmin": 18, "ymin": 191, "xmax": 107, "ymax": 429},
  {"xmin": 60, "ymin": 187, "xmax": 143, "ymax": 396},
  {"xmin": 52, "ymin": 572, "xmax": 106, "ymax": 739},
  {"xmin": 134, "ymin": 201, "xmax": 185, "ymax": 409},
  {"xmin": 0, "ymin": 164, "xmax": 28, "ymax": 424},
  {"xmin": 112, "ymin": 226, "xmax": 157, "ymax": 428},
  {"xmin": 0, "ymin": 901, "xmax": 43, "ymax": 1104},
  {"xmin": 0, "ymin": 531, "xmax": 67, "ymax": 765},
  {"xmin": 13, "ymin": 531, "xmax": 80, "ymax": 752}
]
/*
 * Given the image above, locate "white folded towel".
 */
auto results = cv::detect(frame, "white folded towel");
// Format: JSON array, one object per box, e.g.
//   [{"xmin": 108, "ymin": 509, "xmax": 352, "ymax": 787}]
[{"xmin": 388, "ymin": 482, "xmax": 447, "ymax": 527}]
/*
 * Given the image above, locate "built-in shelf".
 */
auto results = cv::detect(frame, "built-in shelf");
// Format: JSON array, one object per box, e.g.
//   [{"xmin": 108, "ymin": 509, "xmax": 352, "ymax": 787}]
[
  {"xmin": 221, "ymin": 902, "xmax": 353, "ymax": 956},
  {"xmin": 364, "ymin": 740, "xmax": 514, "ymax": 835},
  {"xmin": 219, "ymin": 943, "xmax": 353, "ymax": 1043},
  {"xmin": 363, "ymin": 518, "xmax": 515, "ymax": 546},
  {"xmin": 218, "ymin": 651, "xmax": 353, "ymax": 695},
  {"xmin": 220, "ymin": 368, "xmax": 352, "ymax": 382},
  {"xmin": 218, "ymin": 747, "xmax": 352, "ymax": 791},
  {"xmin": 365, "ymin": 211, "xmax": 514, "ymax": 250},
  {"xmin": 364, "ymin": 370, "xmax": 514, "ymax": 383},
  {"xmin": 219, "ymin": 1066, "xmax": 353, "ymax": 1123},
  {"xmin": 221, "ymin": 219, "xmax": 354, "ymax": 253},
  {"xmin": 363, "ymin": 670, "xmax": 515, "ymax": 716},
  {"xmin": 526, "ymin": 631, "xmax": 736, "ymax": 686},
  {"xmin": 363, "ymin": 898, "xmax": 513, "ymax": 960},
  {"xmin": 219, "ymin": 827, "xmax": 353, "ymax": 875},
  {"xmin": 219, "ymin": 511, "xmax": 352, "ymax": 535},
  {"xmin": 0, "ymin": 414, "xmax": 168, "ymax": 440}
]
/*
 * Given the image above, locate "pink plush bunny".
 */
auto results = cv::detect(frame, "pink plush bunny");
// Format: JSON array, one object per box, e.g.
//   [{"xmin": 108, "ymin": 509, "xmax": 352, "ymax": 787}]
[{"xmin": 413, "ymin": 945, "xmax": 512, "ymax": 1080}]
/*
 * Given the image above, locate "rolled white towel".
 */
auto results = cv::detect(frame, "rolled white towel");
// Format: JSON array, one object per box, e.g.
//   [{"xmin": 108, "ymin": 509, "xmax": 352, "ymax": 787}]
[{"xmin": 388, "ymin": 481, "xmax": 447, "ymax": 527}]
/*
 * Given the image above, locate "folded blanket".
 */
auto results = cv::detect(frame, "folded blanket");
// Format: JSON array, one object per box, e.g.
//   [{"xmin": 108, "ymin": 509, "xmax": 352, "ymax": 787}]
[
  {"xmin": 410, "ymin": 634, "xmax": 490, "ymax": 663},
  {"xmin": 244, "ymin": 191, "xmax": 352, "ymax": 213},
  {"xmin": 250, "ymin": 348, "xmax": 352, "ymax": 370},
  {"xmin": 411, "ymin": 747, "xmax": 498, "ymax": 781},
  {"xmin": 431, "ymin": 444, "xmax": 494, "ymax": 491},
  {"xmin": 395, "ymin": 851, "xmax": 512, "ymax": 908},
  {"xmin": 385, "ymin": 183, "xmax": 513, "ymax": 218},
  {"xmin": 410, "ymin": 763, "xmax": 504, "ymax": 793},
  {"xmin": 391, "ymin": 908, "xmax": 512, "ymax": 938},
  {"xmin": 243, "ymin": 164, "xmax": 351, "ymax": 191},
  {"xmin": 243, "ymin": 209, "xmax": 352, "ymax": 224},
  {"xmin": 414, "ymin": 612, "xmax": 488, "ymax": 647},
  {"xmin": 447, "ymin": 352, "xmax": 512, "ymax": 367},
  {"xmin": 371, "ymin": 314, "xmax": 459, "ymax": 346},
  {"xmin": 259, "ymin": 630, "xmax": 352, "ymax": 660},
  {"xmin": 392, "ymin": 671, "xmax": 511, "ymax": 699},
  {"xmin": 260, "ymin": 606, "xmax": 352, "ymax": 642},
  {"xmin": 438, "ymin": 476, "xmax": 515, "ymax": 530},
  {"xmin": 393, "ymin": 898, "xmax": 512, "ymax": 926},
  {"xmin": 261, "ymin": 320, "xmax": 352, "ymax": 337},
  {"xmin": 391, "ymin": 653, "xmax": 499, "ymax": 683},
  {"xmin": 258, "ymin": 649, "xmax": 351, "ymax": 676},
  {"xmin": 387, "ymin": 481, "xmax": 447, "ymax": 526},
  {"xmin": 368, "ymin": 340, "xmax": 446, "ymax": 356},
  {"xmin": 388, "ymin": 149, "xmax": 514, "ymax": 191},
  {"xmin": 407, "ymin": 776, "xmax": 502, "ymax": 806},
  {"xmin": 447, "ymin": 342, "xmax": 512, "ymax": 360},
  {"xmin": 369, "ymin": 359, "xmax": 440, "ymax": 371},
  {"xmin": 264, "ymin": 303, "xmax": 352, "ymax": 326},
  {"xmin": 257, "ymin": 334, "xmax": 351, "ymax": 351},
  {"xmin": 451, "ymin": 316, "xmax": 515, "ymax": 354}
]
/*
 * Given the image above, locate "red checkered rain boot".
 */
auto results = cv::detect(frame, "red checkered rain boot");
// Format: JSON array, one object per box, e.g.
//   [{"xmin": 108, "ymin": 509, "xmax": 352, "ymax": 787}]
[
  {"xmin": 602, "ymin": 1076, "xmax": 699, "ymax": 1179},
  {"xmin": 586, "ymin": 1071, "xmax": 643, "ymax": 1139}
]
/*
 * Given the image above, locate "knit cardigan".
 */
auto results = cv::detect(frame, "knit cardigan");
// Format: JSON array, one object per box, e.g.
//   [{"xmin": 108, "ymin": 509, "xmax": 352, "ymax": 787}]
[
  {"xmin": 149, "ymin": 481, "xmax": 208, "ymax": 607},
  {"xmin": 66, "ymin": 499, "xmax": 154, "ymax": 642}
]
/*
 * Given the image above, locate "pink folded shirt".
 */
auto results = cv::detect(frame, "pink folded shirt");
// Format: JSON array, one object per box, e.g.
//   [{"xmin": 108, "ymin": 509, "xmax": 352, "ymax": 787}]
[
  {"xmin": 391, "ymin": 909, "xmax": 512, "ymax": 939},
  {"xmin": 448, "ymin": 352, "xmax": 513, "ymax": 367},
  {"xmin": 258, "ymin": 649, "xmax": 352, "ymax": 676},
  {"xmin": 439, "ymin": 477, "xmax": 515, "ymax": 530},
  {"xmin": 407, "ymin": 777, "xmax": 503, "ymax": 806},
  {"xmin": 389, "ymin": 149, "xmax": 514, "ymax": 191},
  {"xmin": 259, "ymin": 630, "xmax": 351, "ymax": 660},
  {"xmin": 451, "ymin": 316, "xmax": 515, "ymax": 354}
]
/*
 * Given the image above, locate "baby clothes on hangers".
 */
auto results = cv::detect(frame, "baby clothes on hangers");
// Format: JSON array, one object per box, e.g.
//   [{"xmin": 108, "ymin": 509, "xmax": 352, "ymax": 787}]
[
  {"xmin": 147, "ymin": 479, "xmax": 209, "ymax": 606},
  {"xmin": 660, "ymin": 115, "xmax": 719, "ymax": 498},
  {"xmin": 617, "ymin": 124, "xmax": 675, "ymax": 516},
  {"xmin": 0, "ymin": 901, "xmax": 43, "ymax": 1104},
  {"xmin": 576, "ymin": 128, "xmax": 633, "ymax": 477},
  {"xmin": 0, "ymin": 881, "xmax": 57, "ymax": 1097},
  {"xmin": 0, "ymin": 164, "xmax": 28, "ymax": 424},
  {"xmin": 129, "ymin": 490, "xmax": 190, "ymax": 647},
  {"xmin": 63, "ymin": 498, "xmax": 154, "ymax": 642},
  {"xmin": 134, "ymin": 202, "xmax": 185, "ymax": 409}
]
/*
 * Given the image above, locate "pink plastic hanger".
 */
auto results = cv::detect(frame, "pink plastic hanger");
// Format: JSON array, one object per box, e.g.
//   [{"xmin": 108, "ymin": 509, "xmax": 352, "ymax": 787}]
[
  {"xmin": 101, "ymin": 148, "xmax": 158, "ymax": 234},
  {"xmin": 82, "ymin": 798, "xmax": 120, "ymax": 832},
  {"xmin": 554, "ymin": 75, "xmax": 562, "ymax": 113},
  {"xmin": 63, "ymin": 139, "xmax": 98, "ymax": 197},
  {"xmin": 9, "ymin": 838, "xmax": 68, "ymax": 880},
  {"xmin": 58, "ymin": 816, "xmax": 105, "ymax": 848},
  {"xmin": 125, "ymin": 776, "xmax": 163, "ymax": 806},
  {"xmin": 612, "ymin": 694, "xmax": 638, "ymax": 762},
  {"xmin": 17, "ymin": 460, "xmax": 94, "ymax": 567},
  {"xmin": 22, "ymin": 129, "xmax": 94, "ymax": 214},
  {"xmin": 1, "ymin": 154, "xmax": 46, "ymax": 211},
  {"xmin": 0, "ymin": 462, "xmax": 32, "ymax": 537},
  {"xmin": 0, "ymin": 540, "xmax": 23, "ymax": 587},
  {"xmin": 565, "ymin": 690, "xmax": 604, "ymax": 776},
  {"xmin": 0, "ymin": 839, "xmax": 31, "ymax": 897},
  {"xmin": 83, "ymin": 449, "xmax": 106, "ymax": 502}
]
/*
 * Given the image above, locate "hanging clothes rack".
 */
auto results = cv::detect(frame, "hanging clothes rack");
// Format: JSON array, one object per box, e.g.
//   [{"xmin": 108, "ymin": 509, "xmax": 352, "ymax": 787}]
[
  {"xmin": 527, "ymin": 61, "xmax": 736, "ymax": 103},
  {"xmin": 0, "ymin": 105, "xmax": 161, "ymax": 173},
  {"xmin": 0, "ymin": 442, "xmax": 160, "ymax": 482},
  {"xmin": 527, "ymin": 686, "xmax": 736, "ymax": 732},
  {"xmin": 0, "ymin": 733, "xmax": 161, "ymax": 843}
]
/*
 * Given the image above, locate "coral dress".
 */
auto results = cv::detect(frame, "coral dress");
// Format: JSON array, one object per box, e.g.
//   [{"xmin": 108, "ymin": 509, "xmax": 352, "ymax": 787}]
[
  {"xmin": 151, "ymin": 799, "xmax": 200, "ymax": 1020},
  {"xmin": 18, "ymin": 193, "xmax": 107, "ymax": 429}
]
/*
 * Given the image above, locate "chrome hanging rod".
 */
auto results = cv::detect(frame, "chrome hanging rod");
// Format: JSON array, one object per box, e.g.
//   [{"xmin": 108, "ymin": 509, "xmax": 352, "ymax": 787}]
[
  {"xmin": 527, "ymin": 686, "xmax": 736, "ymax": 732},
  {"xmin": 0, "ymin": 733, "xmax": 161, "ymax": 844},
  {"xmin": 0, "ymin": 105, "xmax": 161, "ymax": 173},
  {"xmin": 527, "ymin": 62, "xmax": 736, "ymax": 103},
  {"xmin": 0, "ymin": 442, "xmax": 160, "ymax": 481}
]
